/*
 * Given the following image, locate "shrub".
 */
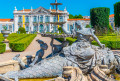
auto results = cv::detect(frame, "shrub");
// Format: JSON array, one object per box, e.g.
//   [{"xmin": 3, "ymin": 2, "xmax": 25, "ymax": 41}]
[
  {"xmin": 86, "ymin": 25, "xmax": 91, "ymax": 28},
  {"xmin": 10, "ymin": 34, "xmax": 36, "ymax": 52},
  {"xmin": 69, "ymin": 14, "xmax": 83, "ymax": 19},
  {"xmin": 58, "ymin": 27, "xmax": 64, "ymax": 34},
  {"xmin": 114, "ymin": 2, "xmax": 120, "ymax": 27},
  {"xmin": 92, "ymin": 35, "xmax": 120, "ymax": 49},
  {"xmin": 0, "ymin": 43, "xmax": 6, "ymax": 53},
  {"xmin": 0, "ymin": 34, "xmax": 4, "ymax": 42},
  {"xmin": 57, "ymin": 34, "xmax": 120, "ymax": 49},
  {"xmin": 18, "ymin": 27, "xmax": 26, "ymax": 34},
  {"xmin": 90, "ymin": 7, "xmax": 110, "ymax": 34}
]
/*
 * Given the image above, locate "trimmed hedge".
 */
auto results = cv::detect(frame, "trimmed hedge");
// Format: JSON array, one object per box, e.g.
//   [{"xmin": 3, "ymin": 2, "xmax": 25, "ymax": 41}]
[
  {"xmin": 57, "ymin": 35, "xmax": 120, "ymax": 49},
  {"xmin": 92, "ymin": 35, "xmax": 120, "ymax": 49},
  {"xmin": 114, "ymin": 2, "xmax": 120, "ymax": 27},
  {"xmin": 90, "ymin": 7, "xmax": 110, "ymax": 34},
  {"xmin": 0, "ymin": 43, "xmax": 6, "ymax": 53},
  {"xmin": 0, "ymin": 34, "xmax": 4, "ymax": 42},
  {"xmin": 7, "ymin": 33, "xmax": 29, "ymax": 42},
  {"xmin": 10, "ymin": 34, "xmax": 36, "ymax": 52}
]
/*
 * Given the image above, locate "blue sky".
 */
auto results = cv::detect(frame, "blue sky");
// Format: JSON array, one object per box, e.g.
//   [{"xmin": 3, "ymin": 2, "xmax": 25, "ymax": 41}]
[{"xmin": 0, "ymin": 0, "xmax": 119, "ymax": 19}]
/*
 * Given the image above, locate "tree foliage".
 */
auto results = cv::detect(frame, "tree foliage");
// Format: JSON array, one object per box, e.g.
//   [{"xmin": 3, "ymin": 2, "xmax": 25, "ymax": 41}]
[
  {"xmin": 69, "ymin": 14, "xmax": 83, "ymax": 19},
  {"xmin": 114, "ymin": 2, "xmax": 120, "ymax": 27},
  {"xmin": 90, "ymin": 7, "xmax": 110, "ymax": 34},
  {"xmin": 18, "ymin": 27, "xmax": 26, "ymax": 34},
  {"xmin": 86, "ymin": 24, "xmax": 91, "ymax": 28}
]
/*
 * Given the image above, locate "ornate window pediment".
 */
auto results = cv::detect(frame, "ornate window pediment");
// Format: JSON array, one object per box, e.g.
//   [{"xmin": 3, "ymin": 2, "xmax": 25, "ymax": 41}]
[{"xmin": 31, "ymin": 6, "xmax": 50, "ymax": 14}]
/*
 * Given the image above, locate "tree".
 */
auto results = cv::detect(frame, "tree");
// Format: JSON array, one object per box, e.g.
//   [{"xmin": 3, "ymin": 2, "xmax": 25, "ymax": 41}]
[
  {"xmin": 86, "ymin": 24, "xmax": 91, "ymax": 28},
  {"xmin": 69, "ymin": 14, "xmax": 74, "ymax": 19},
  {"xmin": 114, "ymin": 2, "xmax": 120, "ymax": 27},
  {"xmin": 77, "ymin": 14, "xmax": 83, "ymax": 19},
  {"xmin": 69, "ymin": 14, "xmax": 83, "ymax": 19},
  {"xmin": 18, "ymin": 27, "xmax": 26, "ymax": 34},
  {"xmin": 90, "ymin": 7, "xmax": 110, "ymax": 34}
]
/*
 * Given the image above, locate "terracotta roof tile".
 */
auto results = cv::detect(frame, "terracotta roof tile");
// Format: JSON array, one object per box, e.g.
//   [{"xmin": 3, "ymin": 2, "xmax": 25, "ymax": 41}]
[
  {"xmin": 109, "ymin": 14, "xmax": 114, "ymax": 17},
  {"xmin": 67, "ymin": 19, "xmax": 90, "ymax": 21},
  {"xmin": 0, "ymin": 19, "xmax": 13, "ymax": 22}
]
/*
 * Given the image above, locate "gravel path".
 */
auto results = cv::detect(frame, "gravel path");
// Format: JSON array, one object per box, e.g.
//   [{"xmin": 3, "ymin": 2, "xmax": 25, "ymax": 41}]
[{"xmin": 0, "ymin": 34, "xmax": 61, "ymax": 62}]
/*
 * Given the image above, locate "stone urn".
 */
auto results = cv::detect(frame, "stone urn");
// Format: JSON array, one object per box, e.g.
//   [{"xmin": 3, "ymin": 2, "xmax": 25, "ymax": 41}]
[
  {"xmin": 1, "ymin": 30, "xmax": 11, "ymax": 52},
  {"xmin": 1, "ymin": 30, "xmax": 10, "ymax": 41}
]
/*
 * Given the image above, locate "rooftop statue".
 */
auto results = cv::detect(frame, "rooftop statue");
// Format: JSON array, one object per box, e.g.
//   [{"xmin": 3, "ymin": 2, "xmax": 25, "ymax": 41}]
[{"xmin": 0, "ymin": 21, "xmax": 120, "ymax": 81}]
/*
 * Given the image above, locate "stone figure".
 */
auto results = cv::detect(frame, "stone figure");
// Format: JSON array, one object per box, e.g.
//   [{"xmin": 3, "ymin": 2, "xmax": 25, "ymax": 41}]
[
  {"xmin": 51, "ymin": 38, "xmax": 69, "ymax": 55},
  {"xmin": 46, "ymin": 38, "xmax": 69, "ymax": 58},
  {"xmin": 13, "ymin": 39, "xmax": 48, "ymax": 68},
  {"xmin": 30, "ymin": 39, "xmax": 48, "ymax": 67},
  {"xmin": 0, "ymin": 21, "xmax": 120, "ymax": 80}
]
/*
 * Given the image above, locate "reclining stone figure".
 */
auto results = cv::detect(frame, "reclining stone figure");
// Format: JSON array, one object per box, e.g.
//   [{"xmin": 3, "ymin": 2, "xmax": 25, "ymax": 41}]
[{"xmin": 13, "ymin": 39, "xmax": 48, "ymax": 68}]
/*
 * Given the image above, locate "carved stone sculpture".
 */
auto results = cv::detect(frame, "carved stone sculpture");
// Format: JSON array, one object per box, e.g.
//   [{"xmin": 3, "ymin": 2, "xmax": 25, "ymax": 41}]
[
  {"xmin": 0, "ymin": 21, "xmax": 120, "ymax": 81},
  {"xmin": 48, "ymin": 38, "xmax": 69, "ymax": 57},
  {"xmin": 58, "ymin": 66, "xmax": 116, "ymax": 81},
  {"xmin": 13, "ymin": 40, "xmax": 48, "ymax": 68}
]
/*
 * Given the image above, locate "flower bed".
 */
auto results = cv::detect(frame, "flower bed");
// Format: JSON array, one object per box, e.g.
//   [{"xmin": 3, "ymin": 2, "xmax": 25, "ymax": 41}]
[{"xmin": 9, "ymin": 34, "xmax": 36, "ymax": 52}]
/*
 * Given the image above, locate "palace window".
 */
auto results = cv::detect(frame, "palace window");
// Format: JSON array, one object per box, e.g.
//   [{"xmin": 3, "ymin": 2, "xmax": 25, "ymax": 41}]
[
  {"xmin": 40, "ymin": 16, "xmax": 43, "ymax": 23},
  {"xmin": 59, "ymin": 16, "xmax": 63, "ymax": 22},
  {"xmin": 53, "ymin": 25, "xmax": 57, "ymax": 33},
  {"xmin": 46, "ymin": 25, "xmax": 50, "ymax": 32},
  {"xmin": 33, "ymin": 25, "xmax": 38, "ymax": 32},
  {"xmin": 53, "ymin": 16, "xmax": 57, "ymax": 22},
  {"xmin": 25, "ymin": 26, "xmax": 29, "ymax": 32},
  {"xmin": 9, "ymin": 25, "xmax": 12, "ymax": 32},
  {"xmin": 45, "ymin": 16, "xmax": 50, "ymax": 23},
  {"xmin": 18, "ymin": 16, "xmax": 22, "ymax": 22},
  {"xmin": 33, "ymin": 16, "xmax": 37, "ymax": 22},
  {"xmin": 67, "ymin": 24, "xmax": 69, "ymax": 31},
  {"xmin": 25, "ymin": 16, "xmax": 29, "ymax": 23}
]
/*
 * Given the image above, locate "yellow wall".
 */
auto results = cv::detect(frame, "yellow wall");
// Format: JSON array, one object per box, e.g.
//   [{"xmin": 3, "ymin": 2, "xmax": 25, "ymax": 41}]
[
  {"xmin": 22, "ymin": 15, "xmax": 25, "ymax": 28},
  {"xmin": 58, "ymin": 15, "xmax": 59, "ymax": 28}
]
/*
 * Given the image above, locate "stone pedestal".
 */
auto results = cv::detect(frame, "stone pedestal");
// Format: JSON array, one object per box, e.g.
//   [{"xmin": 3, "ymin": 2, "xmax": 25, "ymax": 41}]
[{"xmin": 2, "ymin": 40, "xmax": 11, "ymax": 52}]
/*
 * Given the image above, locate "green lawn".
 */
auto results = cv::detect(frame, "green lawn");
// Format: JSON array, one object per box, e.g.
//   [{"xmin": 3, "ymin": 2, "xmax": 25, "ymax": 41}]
[{"xmin": 0, "ymin": 33, "xmax": 36, "ymax": 53}]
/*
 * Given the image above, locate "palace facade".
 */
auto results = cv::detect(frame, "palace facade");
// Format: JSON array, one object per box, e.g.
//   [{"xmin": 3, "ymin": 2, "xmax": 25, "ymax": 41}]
[{"xmin": 0, "ymin": 6, "xmax": 115, "ymax": 33}]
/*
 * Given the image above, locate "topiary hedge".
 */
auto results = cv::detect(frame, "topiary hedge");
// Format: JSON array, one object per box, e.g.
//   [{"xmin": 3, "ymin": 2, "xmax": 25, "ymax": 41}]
[
  {"xmin": 114, "ymin": 2, "xmax": 120, "ymax": 27},
  {"xmin": 18, "ymin": 27, "xmax": 26, "ymax": 34},
  {"xmin": 0, "ymin": 43, "xmax": 6, "ymax": 54},
  {"xmin": 90, "ymin": 7, "xmax": 110, "ymax": 34},
  {"xmin": 9, "ymin": 34, "xmax": 36, "ymax": 52}
]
